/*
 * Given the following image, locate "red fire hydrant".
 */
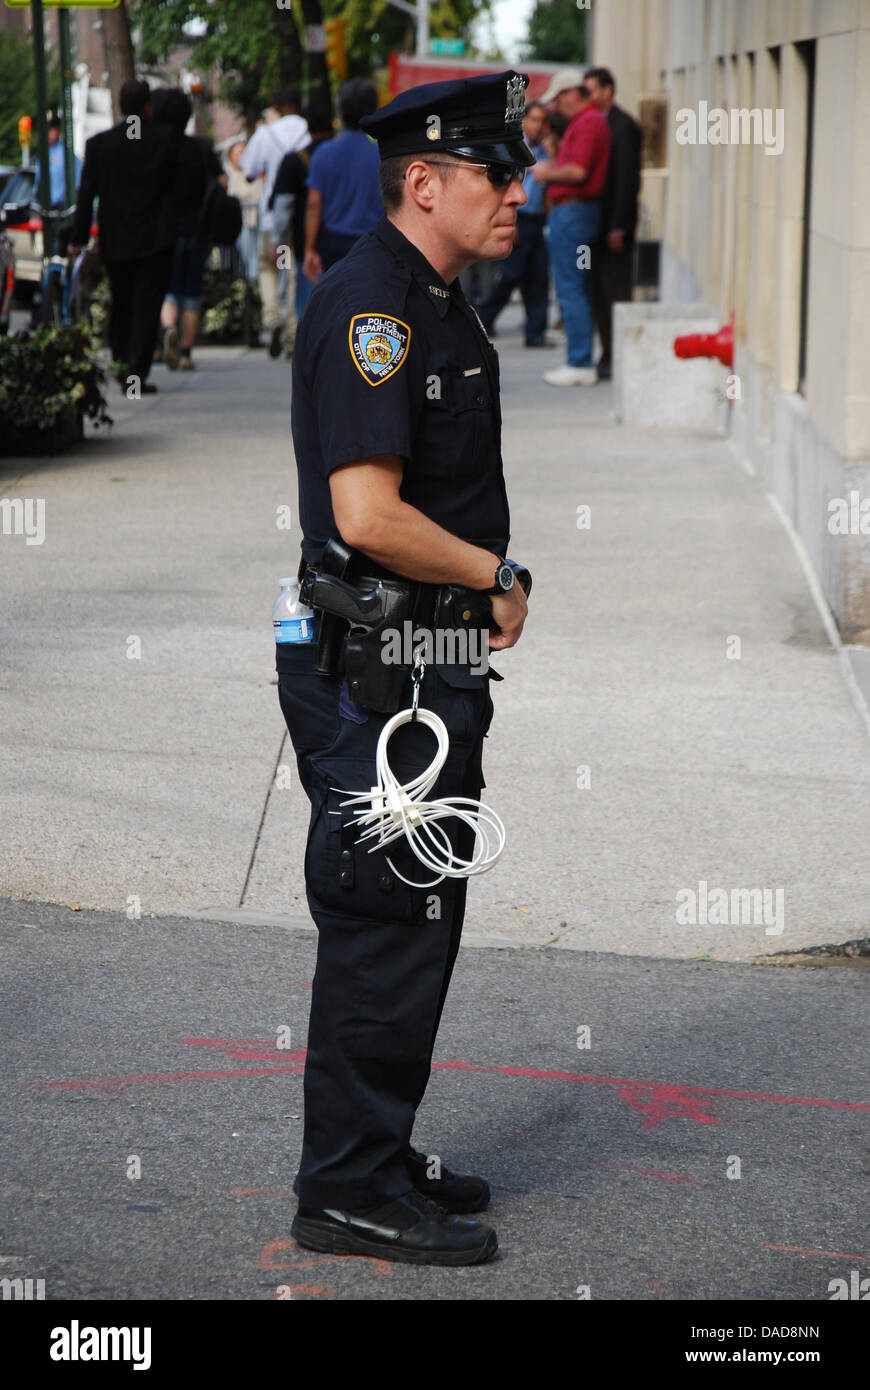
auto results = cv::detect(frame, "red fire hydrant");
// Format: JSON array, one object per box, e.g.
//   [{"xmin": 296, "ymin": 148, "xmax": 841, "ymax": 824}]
[{"xmin": 673, "ymin": 321, "xmax": 733, "ymax": 368}]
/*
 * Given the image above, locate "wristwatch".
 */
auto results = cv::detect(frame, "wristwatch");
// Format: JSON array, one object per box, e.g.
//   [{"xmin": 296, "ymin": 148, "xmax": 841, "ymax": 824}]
[{"xmin": 485, "ymin": 556, "xmax": 515, "ymax": 595}]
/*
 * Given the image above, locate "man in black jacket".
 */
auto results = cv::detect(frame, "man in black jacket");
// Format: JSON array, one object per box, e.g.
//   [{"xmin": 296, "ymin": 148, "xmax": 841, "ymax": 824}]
[
  {"xmin": 70, "ymin": 79, "xmax": 178, "ymax": 394},
  {"xmin": 583, "ymin": 67, "xmax": 641, "ymax": 380}
]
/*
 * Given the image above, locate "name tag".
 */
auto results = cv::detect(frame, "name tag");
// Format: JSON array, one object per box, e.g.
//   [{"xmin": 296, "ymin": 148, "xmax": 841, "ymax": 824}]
[{"xmin": 462, "ymin": 367, "xmax": 482, "ymax": 377}]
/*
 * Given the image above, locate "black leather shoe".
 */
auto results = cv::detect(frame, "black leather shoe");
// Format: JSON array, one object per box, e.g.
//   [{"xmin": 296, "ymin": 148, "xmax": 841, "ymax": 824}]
[
  {"xmin": 405, "ymin": 1146, "xmax": 491, "ymax": 1213},
  {"xmin": 595, "ymin": 359, "xmax": 612, "ymax": 380},
  {"xmin": 291, "ymin": 1191, "xmax": 498, "ymax": 1266},
  {"xmin": 292, "ymin": 1148, "xmax": 491, "ymax": 1213}
]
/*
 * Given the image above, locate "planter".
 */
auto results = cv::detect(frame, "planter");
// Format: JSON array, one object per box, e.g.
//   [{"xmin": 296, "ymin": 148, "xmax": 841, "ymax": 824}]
[
  {"xmin": 0, "ymin": 323, "xmax": 111, "ymax": 456},
  {"xmin": 0, "ymin": 403, "xmax": 84, "ymax": 457}
]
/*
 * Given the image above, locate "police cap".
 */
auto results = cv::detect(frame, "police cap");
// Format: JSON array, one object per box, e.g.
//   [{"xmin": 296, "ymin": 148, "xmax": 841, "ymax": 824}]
[{"xmin": 359, "ymin": 69, "xmax": 535, "ymax": 171}]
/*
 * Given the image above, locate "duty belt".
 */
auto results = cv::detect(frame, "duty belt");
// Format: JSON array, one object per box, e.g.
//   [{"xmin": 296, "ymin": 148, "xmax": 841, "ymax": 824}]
[{"xmin": 298, "ymin": 538, "xmax": 503, "ymax": 714}]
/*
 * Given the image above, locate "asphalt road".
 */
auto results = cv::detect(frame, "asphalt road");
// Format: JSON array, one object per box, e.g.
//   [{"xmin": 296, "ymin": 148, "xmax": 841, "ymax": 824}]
[{"xmin": 3, "ymin": 897, "xmax": 868, "ymax": 1303}]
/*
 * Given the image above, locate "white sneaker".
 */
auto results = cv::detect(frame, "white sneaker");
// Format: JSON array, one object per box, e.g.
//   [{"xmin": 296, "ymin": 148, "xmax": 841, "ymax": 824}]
[{"xmin": 543, "ymin": 365, "xmax": 598, "ymax": 387}]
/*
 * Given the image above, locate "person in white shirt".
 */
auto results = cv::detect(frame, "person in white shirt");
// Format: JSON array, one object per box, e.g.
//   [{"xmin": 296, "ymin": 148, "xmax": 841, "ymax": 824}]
[{"xmin": 240, "ymin": 88, "xmax": 311, "ymax": 358}]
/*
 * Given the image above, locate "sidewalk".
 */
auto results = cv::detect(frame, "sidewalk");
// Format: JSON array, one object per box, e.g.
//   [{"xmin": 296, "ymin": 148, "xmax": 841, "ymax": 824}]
[{"xmin": 1, "ymin": 317, "xmax": 869, "ymax": 960}]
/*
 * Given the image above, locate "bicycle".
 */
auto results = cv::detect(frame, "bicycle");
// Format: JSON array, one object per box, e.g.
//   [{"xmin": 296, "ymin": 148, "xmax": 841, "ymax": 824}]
[{"xmin": 30, "ymin": 203, "xmax": 93, "ymax": 328}]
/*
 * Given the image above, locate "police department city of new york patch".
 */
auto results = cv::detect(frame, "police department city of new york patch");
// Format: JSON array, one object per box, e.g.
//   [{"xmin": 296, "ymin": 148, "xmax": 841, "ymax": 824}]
[{"xmin": 348, "ymin": 313, "xmax": 412, "ymax": 386}]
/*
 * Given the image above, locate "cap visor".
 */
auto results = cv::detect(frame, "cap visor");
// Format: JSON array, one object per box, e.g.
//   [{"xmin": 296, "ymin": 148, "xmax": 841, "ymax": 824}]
[{"xmin": 444, "ymin": 138, "xmax": 536, "ymax": 169}]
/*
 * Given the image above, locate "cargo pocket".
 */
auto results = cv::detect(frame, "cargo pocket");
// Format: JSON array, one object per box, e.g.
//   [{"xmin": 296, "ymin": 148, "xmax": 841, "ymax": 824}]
[{"xmin": 306, "ymin": 758, "xmax": 433, "ymax": 922}]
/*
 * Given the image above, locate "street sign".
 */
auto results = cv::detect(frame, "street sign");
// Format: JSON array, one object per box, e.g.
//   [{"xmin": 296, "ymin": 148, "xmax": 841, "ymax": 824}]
[
  {"xmin": 430, "ymin": 38, "xmax": 465, "ymax": 55},
  {"xmin": 4, "ymin": 1, "xmax": 120, "ymax": 8}
]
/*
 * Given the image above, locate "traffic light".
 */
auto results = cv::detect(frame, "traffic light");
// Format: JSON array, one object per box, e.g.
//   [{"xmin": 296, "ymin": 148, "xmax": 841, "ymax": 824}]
[
  {"xmin": 325, "ymin": 18, "xmax": 347, "ymax": 83},
  {"xmin": 18, "ymin": 115, "xmax": 32, "ymax": 149}
]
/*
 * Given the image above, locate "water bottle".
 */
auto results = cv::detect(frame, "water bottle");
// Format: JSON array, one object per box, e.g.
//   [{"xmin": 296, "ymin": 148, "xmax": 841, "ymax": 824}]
[{"xmin": 273, "ymin": 576, "xmax": 316, "ymax": 644}]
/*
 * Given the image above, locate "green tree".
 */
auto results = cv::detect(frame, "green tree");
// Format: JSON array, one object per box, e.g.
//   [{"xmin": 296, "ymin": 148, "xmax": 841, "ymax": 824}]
[
  {"xmin": 130, "ymin": 0, "xmax": 491, "ymax": 125},
  {"xmin": 324, "ymin": 0, "xmax": 489, "ymax": 76},
  {"xmin": 0, "ymin": 34, "xmax": 60, "ymax": 166},
  {"xmin": 130, "ymin": 0, "xmax": 305, "ymax": 130},
  {"xmin": 524, "ymin": 0, "xmax": 587, "ymax": 64}
]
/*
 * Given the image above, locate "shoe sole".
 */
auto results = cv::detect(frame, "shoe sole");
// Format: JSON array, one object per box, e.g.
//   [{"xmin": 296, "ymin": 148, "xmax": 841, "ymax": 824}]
[{"xmin": 291, "ymin": 1214, "xmax": 498, "ymax": 1266}]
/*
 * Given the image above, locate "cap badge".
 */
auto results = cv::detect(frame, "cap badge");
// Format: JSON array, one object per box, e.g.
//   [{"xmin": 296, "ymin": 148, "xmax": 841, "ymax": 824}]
[{"xmin": 505, "ymin": 74, "xmax": 526, "ymax": 123}]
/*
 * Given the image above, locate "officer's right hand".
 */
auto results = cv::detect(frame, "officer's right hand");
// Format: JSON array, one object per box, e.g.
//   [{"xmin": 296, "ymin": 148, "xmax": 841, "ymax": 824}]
[{"xmin": 489, "ymin": 584, "xmax": 528, "ymax": 650}]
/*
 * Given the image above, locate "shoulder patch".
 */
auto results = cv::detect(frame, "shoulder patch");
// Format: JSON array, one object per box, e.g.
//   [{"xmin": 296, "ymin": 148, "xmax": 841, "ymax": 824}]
[{"xmin": 348, "ymin": 313, "xmax": 411, "ymax": 386}]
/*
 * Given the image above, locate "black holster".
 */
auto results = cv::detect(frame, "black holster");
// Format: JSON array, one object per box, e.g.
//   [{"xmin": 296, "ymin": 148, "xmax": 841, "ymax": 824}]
[{"xmin": 300, "ymin": 539, "xmax": 437, "ymax": 713}]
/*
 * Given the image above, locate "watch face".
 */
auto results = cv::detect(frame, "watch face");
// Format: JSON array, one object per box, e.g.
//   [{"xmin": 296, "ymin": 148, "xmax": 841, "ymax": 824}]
[{"xmin": 497, "ymin": 563, "xmax": 514, "ymax": 591}]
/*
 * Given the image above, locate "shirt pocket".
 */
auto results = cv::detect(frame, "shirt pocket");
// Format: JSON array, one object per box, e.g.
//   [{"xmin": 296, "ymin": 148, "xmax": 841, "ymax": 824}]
[{"xmin": 415, "ymin": 363, "xmax": 494, "ymax": 479}]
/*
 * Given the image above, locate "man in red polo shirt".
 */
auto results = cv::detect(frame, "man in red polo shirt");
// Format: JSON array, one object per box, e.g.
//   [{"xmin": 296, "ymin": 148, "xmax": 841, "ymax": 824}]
[{"xmin": 532, "ymin": 68, "xmax": 610, "ymax": 385}]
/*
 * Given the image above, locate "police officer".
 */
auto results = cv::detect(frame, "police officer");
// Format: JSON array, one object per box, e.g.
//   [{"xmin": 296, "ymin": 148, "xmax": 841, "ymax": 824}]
[{"xmin": 277, "ymin": 71, "xmax": 532, "ymax": 1266}]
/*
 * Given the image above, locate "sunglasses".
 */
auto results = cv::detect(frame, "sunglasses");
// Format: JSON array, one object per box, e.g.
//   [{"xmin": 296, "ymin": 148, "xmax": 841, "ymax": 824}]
[{"xmin": 425, "ymin": 158, "xmax": 526, "ymax": 188}]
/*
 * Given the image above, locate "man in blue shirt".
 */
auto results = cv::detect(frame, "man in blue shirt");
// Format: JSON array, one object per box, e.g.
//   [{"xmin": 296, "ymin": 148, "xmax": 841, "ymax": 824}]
[
  {"xmin": 33, "ymin": 116, "xmax": 82, "ymax": 209},
  {"xmin": 302, "ymin": 79, "xmax": 382, "ymax": 282},
  {"xmin": 476, "ymin": 101, "xmax": 551, "ymax": 347}
]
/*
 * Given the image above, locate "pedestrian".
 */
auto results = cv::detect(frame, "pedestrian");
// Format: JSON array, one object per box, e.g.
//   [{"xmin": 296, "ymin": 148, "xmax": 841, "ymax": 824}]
[
  {"xmin": 476, "ymin": 100, "xmax": 552, "ymax": 347},
  {"xmin": 33, "ymin": 114, "xmax": 82, "ymax": 210},
  {"xmin": 69, "ymin": 79, "xmax": 179, "ymax": 395},
  {"xmin": 583, "ymin": 67, "xmax": 642, "ymax": 380},
  {"xmin": 240, "ymin": 88, "xmax": 310, "ymax": 359},
  {"xmin": 223, "ymin": 136, "xmax": 261, "ymax": 284},
  {"xmin": 269, "ymin": 98, "xmax": 334, "ymax": 323},
  {"xmin": 301, "ymin": 78, "xmax": 381, "ymax": 284},
  {"xmin": 152, "ymin": 87, "xmax": 224, "ymax": 373},
  {"xmin": 531, "ymin": 69, "xmax": 610, "ymax": 386},
  {"xmin": 277, "ymin": 70, "xmax": 532, "ymax": 1266}
]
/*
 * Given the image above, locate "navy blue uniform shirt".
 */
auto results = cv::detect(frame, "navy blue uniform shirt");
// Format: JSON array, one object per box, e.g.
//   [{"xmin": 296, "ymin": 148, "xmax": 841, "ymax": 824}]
[{"xmin": 290, "ymin": 215, "xmax": 511, "ymax": 570}]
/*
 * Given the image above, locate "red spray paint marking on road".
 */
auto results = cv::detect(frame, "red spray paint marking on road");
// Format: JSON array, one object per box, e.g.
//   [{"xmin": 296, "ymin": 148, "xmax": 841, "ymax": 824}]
[
  {"xmin": 29, "ymin": 1039, "xmax": 870, "ymax": 1123},
  {"xmin": 613, "ymin": 1083, "xmax": 720, "ymax": 1128},
  {"xmin": 763, "ymin": 1244, "xmax": 870, "ymax": 1261},
  {"xmin": 430, "ymin": 1058, "xmax": 870, "ymax": 1116}
]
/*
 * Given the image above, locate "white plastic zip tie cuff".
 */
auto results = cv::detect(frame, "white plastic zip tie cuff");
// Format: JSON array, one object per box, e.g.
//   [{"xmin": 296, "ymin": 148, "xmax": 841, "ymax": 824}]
[{"xmin": 331, "ymin": 705, "xmax": 506, "ymax": 889}]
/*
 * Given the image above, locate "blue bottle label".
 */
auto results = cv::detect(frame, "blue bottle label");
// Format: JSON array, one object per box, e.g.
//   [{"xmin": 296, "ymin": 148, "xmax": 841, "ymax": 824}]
[{"xmin": 274, "ymin": 617, "xmax": 314, "ymax": 643}]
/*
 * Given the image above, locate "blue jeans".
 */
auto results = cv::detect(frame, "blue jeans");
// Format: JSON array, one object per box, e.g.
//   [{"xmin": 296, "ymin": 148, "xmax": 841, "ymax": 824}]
[
  {"xmin": 547, "ymin": 201, "xmax": 600, "ymax": 367},
  {"xmin": 477, "ymin": 214, "xmax": 549, "ymax": 344},
  {"xmin": 165, "ymin": 233, "xmax": 211, "ymax": 313}
]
